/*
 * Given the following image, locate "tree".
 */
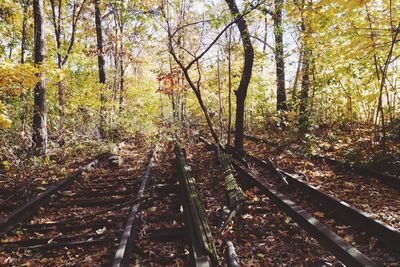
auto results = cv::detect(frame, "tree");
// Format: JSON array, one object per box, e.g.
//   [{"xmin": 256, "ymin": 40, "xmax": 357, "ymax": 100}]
[
  {"xmin": 226, "ymin": 27, "xmax": 233, "ymax": 146},
  {"xmin": 298, "ymin": 0, "xmax": 311, "ymax": 132},
  {"xmin": 273, "ymin": 0, "xmax": 287, "ymax": 111},
  {"xmin": 111, "ymin": 0, "xmax": 127, "ymax": 111},
  {"xmin": 32, "ymin": 0, "xmax": 47, "ymax": 155},
  {"xmin": 49, "ymin": 0, "xmax": 87, "ymax": 129},
  {"xmin": 225, "ymin": 0, "xmax": 254, "ymax": 152},
  {"xmin": 162, "ymin": 0, "xmax": 221, "ymax": 143},
  {"xmin": 19, "ymin": 0, "xmax": 30, "ymax": 64},
  {"xmin": 94, "ymin": 0, "xmax": 106, "ymax": 138}
]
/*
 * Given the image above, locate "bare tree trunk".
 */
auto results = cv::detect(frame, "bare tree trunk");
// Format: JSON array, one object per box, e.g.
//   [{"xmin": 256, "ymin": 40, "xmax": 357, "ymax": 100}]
[
  {"xmin": 375, "ymin": 22, "xmax": 400, "ymax": 154},
  {"xmin": 225, "ymin": 0, "xmax": 254, "ymax": 152},
  {"xmin": 50, "ymin": 0, "xmax": 65, "ymax": 130},
  {"xmin": 119, "ymin": 57, "xmax": 125, "ymax": 111},
  {"xmin": 19, "ymin": 0, "xmax": 30, "ymax": 128},
  {"xmin": 118, "ymin": 18, "xmax": 125, "ymax": 111},
  {"xmin": 298, "ymin": 48, "xmax": 310, "ymax": 132},
  {"xmin": 274, "ymin": 0, "xmax": 287, "ymax": 111},
  {"xmin": 217, "ymin": 51, "xmax": 224, "ymax": 140},
  {"xmin": 32, "ymin": 0, "xmax": 47, "ymax": 155},
  {"xmin": 20, "ymin": 0, "xmax": 30, "ymax": 64},
  {"xmin": 298, "ymin": 0, "xmax": 310, "ymax": 132},
  {"xmin": 95, "ymin": 0, "xmax": 106, "ymax": 138},
  {"xmin": 227, "ymin": 28, "xmax": 233, "ymax": 146},
  {"xmin": 292, "ymin": 49, "xmax": 302, "ymax": 102}
]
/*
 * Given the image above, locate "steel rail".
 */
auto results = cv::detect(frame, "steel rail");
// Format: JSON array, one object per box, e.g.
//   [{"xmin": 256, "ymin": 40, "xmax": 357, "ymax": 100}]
[
  {"xmin": 244, "ymin": 152, "xmax": 400, "ymax": 251},
  {"xmin": 111, "ymin": 140, "xmax": 161, "ymax": 267},
  {"xmin": 200, "ymin": 137, "xmax": 378, "ymax": 267},
  {"xmin": 0, "ymin": 148, "xmax": 120, "ymax": 236},
  {"xmin": 243, "ymin": 133, "xmax": 400, "ymax": 190}
]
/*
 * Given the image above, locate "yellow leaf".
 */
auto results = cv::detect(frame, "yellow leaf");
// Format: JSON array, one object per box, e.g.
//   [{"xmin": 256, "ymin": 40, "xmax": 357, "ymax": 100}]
[
  {"xmin": 314, "ymin": 211, "xmax": 325, "ymax": 218},
  {"xmin": 1, "ymin": 161, "xmax": 10, "ymax": 171},
  {"xmin": 344, "ymin": 234, "xmax": 353, "ymax": 243},
  {"xmin": 149, "ymin": 206, "xmax": 157, "ymax": 212}
]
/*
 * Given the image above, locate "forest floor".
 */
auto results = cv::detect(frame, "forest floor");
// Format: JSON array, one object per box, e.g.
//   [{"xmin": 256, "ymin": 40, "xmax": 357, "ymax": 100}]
[
  {"xmin": 184, "ymin": 140, "xmax": 341, "ymax": 266},
  {"xmin": 1, "ymin": 126, "xmax": 399, "ymax": 266},
  {"xmin": 242, "ymin": 140, "xmax": 400, "ymax": 266},
  {"xmin": 251, "ymin": 123, "xmax": 400, "ymax": 176},
  {"xmin": 0, "ymin": 135, "xmax": 152, "ymax": 265},
  {"xmin": 0, "ymin": 138, "xmax": 114, "ymax": 220}
]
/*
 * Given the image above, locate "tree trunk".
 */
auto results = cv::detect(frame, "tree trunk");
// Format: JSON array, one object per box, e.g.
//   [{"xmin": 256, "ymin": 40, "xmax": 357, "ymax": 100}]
[
  {"xmin": 194, "ymin": 90, "xmax": 219, "ymax": 143},
  {"xmin": 94, "ymin": 0, "xmax": 106, "ymax": 138},
  {"xmin": 20, "ymin": 0, "xmax": 30, "ymax": 64},
  {"xmin": 58, "ymin": 82, "xmax": 65, "ymax": 128},
  {"xmin": 32, "ymin": 0, "xmax": 47, "ymax": 155},
  {"xmin": 119, "ymin": 27, "xmax": 124, "ymax": 111},
  {"xmin": 50, "ymin": 0, "xmax": 65, "ymax": 129},
  {"xmin": 50, "ymin": 0, "xmax": 85, "ymax": 130},
  {"xmin": 217, "ymin": 51, "xmax": 224, "ymax": 139},
  {"xmin": 298, "ymin": 47, "xmax": 310, "ymax": 132},
  {"xmin": 227, "ymin": 28, "xmax": 232, "ymax": 146},
  {"xmin": 273, "ymin": 0, "xmax": 287, "ymax": 111},
  {"xmin": 292, "ymin": 49, "xmax": 302, "ymax": 102},
  {"xmin": 19, "ymin": 0, "xmax": 30, "ymax": 128},
  {"xmin": 298, "ymin": 0, "xmax": 311, "ymax": 132},
  {"xmin": 119, "ymin": 58, "xmax": 125, "ymax": 111},
  {"xmin": 225, "ymin": 0, "xmax": 254, "ymax": 152}
]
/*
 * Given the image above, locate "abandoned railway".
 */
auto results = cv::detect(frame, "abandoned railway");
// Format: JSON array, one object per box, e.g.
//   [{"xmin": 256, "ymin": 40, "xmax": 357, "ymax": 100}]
[{"xmin": 0, "ymin": 133, "xmax": 398, "ymax": 266}]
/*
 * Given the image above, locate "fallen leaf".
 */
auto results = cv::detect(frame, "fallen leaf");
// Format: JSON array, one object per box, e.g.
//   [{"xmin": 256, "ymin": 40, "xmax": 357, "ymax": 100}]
[
  {"xmin": 96, "ymin": 227, "xmax": 107, "ymax": 234},
  {"xmin": 344, "ymin": 234, "xmax": 353, "ymax": 243},
  {"xmin": 149, "ymin": 206, "xmax": 157, "ymax": 212},
  {"xmin": 335, "ymin": 225, "xmax": 351, "ymax": 230},
  {"xmin": 314, "ymin": 211, "xmax": 325, "ymax": 218}
]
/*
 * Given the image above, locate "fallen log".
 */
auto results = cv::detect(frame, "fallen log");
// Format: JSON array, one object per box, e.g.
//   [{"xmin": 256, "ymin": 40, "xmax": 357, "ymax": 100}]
[{"xmin": 175, "ymin": 141, "xmax": 219, "ymax": 267}]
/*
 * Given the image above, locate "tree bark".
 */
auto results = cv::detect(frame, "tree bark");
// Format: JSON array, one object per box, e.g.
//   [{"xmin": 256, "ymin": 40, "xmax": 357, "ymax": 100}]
[
  {"xmin": 298, "ymin": 0, "xmax": 310, "ymax": 132},
  {"xmin": 119, "ymin": 26, "xmax": 125, "ymax": 111},
  {"xmin": 225, "ymin": 0, "xmax": 254, "ymax": 152},
  {"xmin": 273, "ymin": 0, "xmax": 287, "ymax": 111},
  {"xmin": 94, "ymin": 0, "xmax": 106, "ymax": 138},
  {"xmin": 292, "ymin": 48, "xmax": 302, "ymax": 102},
  {"xmin": 20, "ymin": 0, "xmax": 30, "ymax": 64},
  {"xmin": 119, "ymin": 57, "xmax": 125, "ymax": 111},
  {"xmin": 217, "ymin": 51, "xmax": 224, "ymax": 139},
  {"xmin": 19, "ymin": 0, "xmax": 30, "ymax": 127},
  {"xmin": 227, "ymin": 28, "xmax": 233, "ymax": 146},
  {"xmin": 298, "ymin": 46, "xmax": 310, "ymax": 132},
  {"xmin": 32, "ymin": 0, "xmax": 47, "ymax": 155}
]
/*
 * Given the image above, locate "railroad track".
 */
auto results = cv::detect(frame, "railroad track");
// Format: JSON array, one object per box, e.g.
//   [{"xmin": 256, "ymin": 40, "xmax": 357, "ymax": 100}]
[
  {"xmin": 0, "ymin": 148, "xmax": 122, "ymax": 236},
  {"xmin": 213, "ymin": 134, "xmax": 400, "ymax": 265},
  {"xmin": 0, "ymin": 150, "xmax": 117, "ymax": 221},
  {"xmin": 1, "ymin": 136, "xmax": 233, "ymax": 266},
  {"xmin": 2, "ymin": 133, "xmax": 397, "ymax": 266},
  {"xmin": 243, "ymin": 134, "xmax": 400, "ymax": 229},
  {"xmin": 243, "ymin": 133, "xmax": 400, "ymax": 190},
  {"xmin": 0, "ymin": 139, "xmax": 155, "ymax": 265},
  {"xmin": 241, "ymin": 151, "xmax": 400, "ymax": 251},
  {"xmin": 199, "ymin": 136, "xmax": 383, "ymax": 267},
  {"xmin": 312, "ymin": 155, "xmax": 400, "ymax": 190},
  {"xmin": 130, "ymin": 139, "xmax": 220, "ymax": 266}
]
